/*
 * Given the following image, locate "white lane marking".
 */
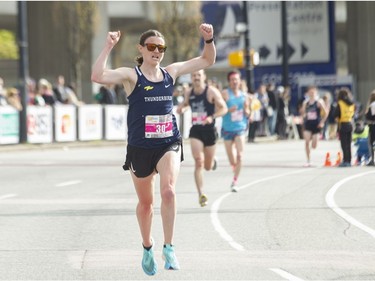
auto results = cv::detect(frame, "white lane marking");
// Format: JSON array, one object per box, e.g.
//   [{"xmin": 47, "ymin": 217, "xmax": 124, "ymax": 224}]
[
  {"xmin": 325, "ymin": 171, "xmax": 375, "ymax": 239},
  {"xmin": 211, "ymin": 169, "xmax": 312, "ymax": 251},
  {"xmin": 0, "ymin": 194, "xmax": 17, "ymax": 200},
  {"xmin": 55, "ymin": 180, "xmax": 82, "ymax": 187},
  {"xmin": 270, "ymin": 268, "xmax": 305, "ymax": 281},
  {"xmin": 211, "ymin": 192, "xmax": 245, "ymax": 251}
]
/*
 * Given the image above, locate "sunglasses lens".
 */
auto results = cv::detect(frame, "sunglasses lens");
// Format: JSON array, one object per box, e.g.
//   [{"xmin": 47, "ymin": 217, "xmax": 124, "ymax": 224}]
[
  {"xmin": 146, "ymin": 44, "xmax": 157, "ymax": 51},
  {"xmin": 145, "ymin": 43, "xmax": 166, "ymax": 53},
  {"xmin": 158, "ymin": 46, "xmax": 166, "ymax": 53}
]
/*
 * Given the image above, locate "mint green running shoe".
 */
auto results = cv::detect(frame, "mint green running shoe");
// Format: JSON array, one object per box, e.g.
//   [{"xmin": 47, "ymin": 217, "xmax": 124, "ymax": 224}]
[
  {"xmin": 142, "ymin": 247, "xmax": 157, "ymax": 276},
  {"xmin": 162, "ymin": 244, "xmax": 180, "ymax": 270}
]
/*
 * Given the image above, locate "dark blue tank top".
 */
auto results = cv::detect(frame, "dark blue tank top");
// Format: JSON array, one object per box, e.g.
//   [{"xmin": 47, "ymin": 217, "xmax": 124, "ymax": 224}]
[
  {"xmin": 127, "ymin": 66, "xmax": 181, "ymax": 148},
  {"xmin": 189, "ymin": 86, "xmax": 215, "ymax": 129},
  {"xmin": 304, "ymin": 100, "xmax": 321, "ymax": 126}
]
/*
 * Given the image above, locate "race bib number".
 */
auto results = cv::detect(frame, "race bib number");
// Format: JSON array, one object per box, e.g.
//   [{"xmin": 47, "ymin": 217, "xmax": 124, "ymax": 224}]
[
  {"xmin": 192, "ymin": 112, "xmax": 208, "ymax": 125},
  {"xmin": 231, "ymin": 109, "xmax": 243, "ymax": 122},
  {"xmin": 306, "ymin": 111, "xmax": 318, "ymax": 120},
  {"xmin": 145, "ymin": 114, "xmax": 173, "ymax": 138}
]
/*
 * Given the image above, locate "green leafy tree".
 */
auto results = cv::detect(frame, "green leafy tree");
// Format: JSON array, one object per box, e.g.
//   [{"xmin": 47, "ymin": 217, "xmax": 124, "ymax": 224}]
[
  {"xmin": 153, "ymin": 2, "xmax": 203, "ymax": 64},
  {"xmin": 0, "ymin": 29, "xmax": 19, "ymax": 59}
]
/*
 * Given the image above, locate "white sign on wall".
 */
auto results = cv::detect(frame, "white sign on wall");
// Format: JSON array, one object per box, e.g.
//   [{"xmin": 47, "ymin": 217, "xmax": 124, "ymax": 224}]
[
  {"xmin": 27, "ymin": 106, "xmax": 53, "ymax": 144},
  {"xmin": 249, "ymin": 1, "xmax": 330, "ymax": 65},
  {"xmin": 211, "ymin": 1, "xmax": 331, "ymax": 68},
  {"xmin": 78, "ymin": 105, "xmax": 103, "ymax": 141},
  {"xmin": 54, "ymin": 105, "xmax": 77, "ymax": 142}
]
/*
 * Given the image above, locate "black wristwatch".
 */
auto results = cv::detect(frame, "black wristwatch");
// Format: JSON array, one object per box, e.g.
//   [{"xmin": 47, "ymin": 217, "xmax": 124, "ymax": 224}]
[{"xmin": 205, "ymin": 37, "xmax": 215, "ymax": 44}]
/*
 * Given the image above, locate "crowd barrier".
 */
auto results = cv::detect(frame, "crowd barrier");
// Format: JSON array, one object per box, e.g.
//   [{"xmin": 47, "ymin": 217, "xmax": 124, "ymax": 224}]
[
  {"xmin": 0, "ymin": 105, "xmax": 216, "ymax": 145},
  {"xmin": 0, "ymin": 104, "xmax": 128, "ymax": 145}
]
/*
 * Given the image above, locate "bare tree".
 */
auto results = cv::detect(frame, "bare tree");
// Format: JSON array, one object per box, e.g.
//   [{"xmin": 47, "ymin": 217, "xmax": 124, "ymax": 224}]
[
  {"xmin": 153, "ymin": 2, "xmax": 203, "ymax": 64},
  {"xmin": 53, "ymin": 2, "xmax": 98, "ymax": 100}
]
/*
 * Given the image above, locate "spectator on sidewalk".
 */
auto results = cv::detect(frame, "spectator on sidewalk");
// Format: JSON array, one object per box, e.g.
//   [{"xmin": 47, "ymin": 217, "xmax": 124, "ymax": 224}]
[
  {"xmin": 321, "ymin": 92, "xmax": 332, "ymax": 140},
  {"xmin": 365, "ymin": 89, "xmax": 375, "ymax": 166},
  {"xmin": 266, "ymin": 83, "xmax": 278, "ymax": 136},
  {"xmin": 275, "ymin": 86, "xmax": 288, "ymax": 140},
  {"xmin": 6, "ymin": 87, "xmax": 23, "ymax": 111},
  {"xmin": 352, "ymin": 120, "xmax": 370, "ymax": 165},
  {"xmin": 53, "ymin": 75, "xmax": 70, "ymax": 104},
  {"xmin": 334, "ymin": 87, "xmax": 355, "ymax": 167},
  {"xmin": 26, "ymin": 77, "xmax": 38, "ymax": 105},
  {"xmin": 327, "ymin": 90, "xmax": 338, "ymax": 140},
  {"xmin": 38, "ymin": 78, "xmax": 57, "ymax": 106},
  {"xmin": 0, "ymin": 77, "xmax": 9, "ymax": 106},
  {"xmin": 254, "ymin": 83, "xmax": 268, "ymax": 137},
  {"xmin": 97, "ymin": 84, "xmax": 117, "ymax": 104},
  {"xmin": 53, "ymin": 75, "xmax": 83, "ymax": 106},
  {"xmin": 67, "ymin": 83, "xmax": 84, "ymax": 106},
  {"xmin": 248, "ymin": 92, "xmax": 262, "ymax": 143}
]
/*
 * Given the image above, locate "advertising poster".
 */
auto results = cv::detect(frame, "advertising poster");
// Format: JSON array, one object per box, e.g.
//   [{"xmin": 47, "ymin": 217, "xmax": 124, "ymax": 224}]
[
  {"xmin": 78, "ymin": 105, "xmax": 103, "ymax": 141},
  {"xmin": 27, "ymin": 106, "xmax": 53, "ymax": 144},
  {"xmin": 54, "ymin": 105, "xmax": 77, "ymax": 142},
  {"xmin": 0, "ymin": 106, "xmax": 19, "ymax": 144},
  {"xmin": 104, "ymin": 105, "xmax": 127, "ymax": 140}
]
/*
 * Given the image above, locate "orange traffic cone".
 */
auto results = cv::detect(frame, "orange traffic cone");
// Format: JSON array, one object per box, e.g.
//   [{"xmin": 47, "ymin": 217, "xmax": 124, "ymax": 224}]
[
  {"xmin": 335, "ymin": 152, "xmax": 342, "ymax": 166},
  {"xmin": 324, "ymin": 152, "xmax": 332, "ymax": 167}
]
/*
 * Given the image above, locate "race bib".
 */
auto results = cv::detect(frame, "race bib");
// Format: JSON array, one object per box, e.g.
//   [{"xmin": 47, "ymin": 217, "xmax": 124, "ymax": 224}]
[
  {"xmin": 307, "ymin": 111, "xmax": 318, "ymax": 120},
  {"xmin": 231, "ymin": 109, "xmax": 243, "ymax": 122},
  {"xmin": 145, "ymin": 114, "xmax": 173, "ymax": 138},
  {"xmin": 192, "ymin": 112, "xmax": 208, "ymax": 125}
]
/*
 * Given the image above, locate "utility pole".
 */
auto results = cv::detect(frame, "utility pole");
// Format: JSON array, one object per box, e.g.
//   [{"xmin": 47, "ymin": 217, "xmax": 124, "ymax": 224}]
[
  {"xmin": 18, "ymin": 1, "xmax": 29, "ymax": 143},
  {"xmin": 281, "ymin": 1, "xmax": 289, "ymax": 88},
  {"xmin": 242, "ymin": 1, "xmax": 253, "ymax": 92}
]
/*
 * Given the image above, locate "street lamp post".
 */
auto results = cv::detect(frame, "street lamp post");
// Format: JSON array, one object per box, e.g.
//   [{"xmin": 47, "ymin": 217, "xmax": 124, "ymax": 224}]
[
  {"xmin": 281, "ymin": 1, "xmax": 289, "ymax": 88},
  {"xmin": 18, "ymin": 1, "xmax": 29, "ymax": 143},
  {"xmin": 242, "ymin": 1, "xmax": 253, "ymax": 92}
]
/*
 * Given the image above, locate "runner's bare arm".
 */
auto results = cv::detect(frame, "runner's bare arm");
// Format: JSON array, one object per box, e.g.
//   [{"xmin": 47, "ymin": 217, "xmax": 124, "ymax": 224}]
[
  {"xmin": 91, "ymin": 31, "xmax": 133, "ymax": 86},
  {"xmin": 165, "ymin": 23, "xmax": 216, "ymax": 81},
  {"xmin": 176, "ymin": 87, "xmax": 192, "ymax": 114},
  {"xmin": 210, "ymin": 86, "xmax": 228, "ymax": 118}
]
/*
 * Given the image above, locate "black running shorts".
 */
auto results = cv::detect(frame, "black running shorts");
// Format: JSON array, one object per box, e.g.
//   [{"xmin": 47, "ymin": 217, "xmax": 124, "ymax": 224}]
[
  {"xmin": 122, "ymin": 139, "xmax": 184, "ymax": 178},
  {"xmin": 189, "ymin": 126, "xmax": 218, "ymax": 147}
]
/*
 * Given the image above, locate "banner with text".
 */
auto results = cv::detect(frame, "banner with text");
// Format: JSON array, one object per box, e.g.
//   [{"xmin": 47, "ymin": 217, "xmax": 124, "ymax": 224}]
[
  {"xmin": 27, "ymin": 106, "xmax": 53, "ymax": 144},
  {"xmin": 104, "ymin": 105, "xmax": 127, "ymax": 141},
  {"xmin": 0, "ymin": 106, "xmax": 19, "ymax": 144},
  {"xmin": 78, "ymin": 105, "xmax": 103, "ymax": 141},
  {"xmin": 55, "ymin": 105, "xmax": 77, "ymax": 142}
]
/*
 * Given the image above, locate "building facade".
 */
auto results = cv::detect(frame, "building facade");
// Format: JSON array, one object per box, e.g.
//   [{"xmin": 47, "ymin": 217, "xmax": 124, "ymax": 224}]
[{"xmin": 0, "ymin": 1, "xmax": 375, "ymax": 107}]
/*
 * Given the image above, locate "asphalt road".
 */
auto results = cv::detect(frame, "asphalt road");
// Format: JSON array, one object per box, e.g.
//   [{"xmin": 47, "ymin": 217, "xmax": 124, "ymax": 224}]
[{"xmin": 0, "ymin": 139, "xmax": 374, "ymax": 280}]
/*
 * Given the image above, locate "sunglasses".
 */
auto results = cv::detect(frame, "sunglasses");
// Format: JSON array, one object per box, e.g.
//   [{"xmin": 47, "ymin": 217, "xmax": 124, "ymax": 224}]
[{"xmin": 143, "ymin": 43, "xmax": 167, "ymax": 53}]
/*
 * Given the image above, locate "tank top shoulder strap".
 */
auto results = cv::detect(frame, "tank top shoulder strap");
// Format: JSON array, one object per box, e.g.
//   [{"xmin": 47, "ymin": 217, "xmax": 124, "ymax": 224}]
[
  {"xmin": 135, "ymin": 66, "xmax": 142, "ymax": 77},
  {"xmin": 203, "ymin": 85, "xmax": 209, "ymax": 95}
]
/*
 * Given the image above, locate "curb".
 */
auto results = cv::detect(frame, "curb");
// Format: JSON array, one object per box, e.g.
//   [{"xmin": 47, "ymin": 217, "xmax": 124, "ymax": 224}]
[{"xmin": 0, "ymin": 140, "xmax": 125, "ymax": 153}]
